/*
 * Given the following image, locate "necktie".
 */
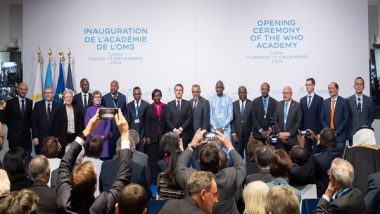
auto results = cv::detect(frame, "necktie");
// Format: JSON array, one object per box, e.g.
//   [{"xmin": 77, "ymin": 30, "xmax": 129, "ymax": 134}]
[
  {"xmin": 307, "ymin": 95, "xmax": 312, "ymax": 108},
  {"xmin": 241, "ymin": 101, "xmax": 245, "ymax": 118},
  {"xmin": 284, "ymin": 102, "xmax": 288, "ymax": 131},
  {"xmin": 21, "ymin": 99, "xmax": 25, "ymax": 117},
  {"xmin": 47, "ymin": 103, "xmax": 51, "ymax": 121},
  {"xmin": 193, "ymin": 99, "xmax": 198, "ymax": 110},
  {"xmin": 83, "ymin": 94, "xmax": 87, "ymax": 109},
  {"xmin": 357, "ymin": 97, "xmax": 361, "ymax": 112},
  {"xmin": 176, "ymin": 100, "xmax": 181, "ymax": 111},
  {"xmin": 136, "ymin": 101, "xmax": 140, "ymax": 117},
  {"xmin": 263, "ymin": 97, "xmax": 268, "ymax": 118},
  {"xmin": 330, "ymin": 99, "xmax": 336, "ymax": 129}
]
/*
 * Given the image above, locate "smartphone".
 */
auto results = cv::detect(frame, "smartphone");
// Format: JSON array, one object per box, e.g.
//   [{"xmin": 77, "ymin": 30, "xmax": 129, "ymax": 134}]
[
  {"xmin": 203, "ymin": 132, "xmax": 218, "ymax": 142},
  {"xmin": 99, "ymin": 108, "xmax": 118, "ymax": 119}
]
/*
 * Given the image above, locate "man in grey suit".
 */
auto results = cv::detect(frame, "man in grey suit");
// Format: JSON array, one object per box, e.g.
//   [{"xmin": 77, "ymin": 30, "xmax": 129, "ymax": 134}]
[
  {"xmin": 231, "ymin": 86, "xmax": 253, "ymax": 159},
  {"xmin": 347, "ymin": 77, "xmax": 375, "ymax": 144},
  {"xmin": 274, "ymin": 86, "xmax": 302, "ymax": 151},
  {"xmin": 189, "ymin": 84, "xmax": 210, "ymax": 132}
]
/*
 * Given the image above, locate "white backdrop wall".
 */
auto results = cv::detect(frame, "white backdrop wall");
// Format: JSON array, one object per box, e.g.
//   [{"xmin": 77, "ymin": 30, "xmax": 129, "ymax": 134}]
[{"xmin": 23, "ymin": 0, "xmax": 369, "ymax": 103}]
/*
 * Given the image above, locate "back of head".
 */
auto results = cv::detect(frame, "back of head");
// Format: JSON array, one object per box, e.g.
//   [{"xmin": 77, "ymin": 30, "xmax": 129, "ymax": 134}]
[
  {"xmin": 199, "ymin": 143, "xmax": 220, "ymax": 174},
  {"xmin": 353, "ymin": 126, "xmax": 377, "ymax": 147},
  {"xmin": 41, "ymin": 136, "xmax": 60, "ymax": 158},
  {"xmin": 289, "ymin": 146, "xmax": 309, "ymax": 165},
  {"xmin": 160, "ymin": 132, "xmax": 180, "ymax": 156},
  {"xmin": 28, "ymin": 155, "xmax": 50, "ymax": 181},
  {"xmin": 3, "ymin": 147, "xmax": 26, "ymax": 177},
  {"xmin": 330, "ymin": 158, "xmax": 354, "ymax": 188},
  {"xmin": 162, "ymin": 150, "xmax": 182, "ymax": 188},
  {"xmin": 117, "ymin": 184, "xmax": 148, "ymax": 214},
  {"xmin": 0, "ymin": 169, "xmax": 10, "ymax": 197},
  {"xmin": 247, "ymin": 139, "xmax": 264, "ymax": 162},
  {"xmin": 0, "ymin": 189, "xmax": 39, "ymax": 214},
  {"xmin": 320, "ymin": 128, "xmax": 336, "ymax": 148},
  {"xmin": 85, "ymin": 136, "xmax": 103, "ymax": 158},
  {"xmin": 187, "ymin": 171, "xmax": 216, "ymax": 196},
  {"xmin": 269, "ymin": 149, "xmax": 292, "ymax": 178},
  {"xmin": 243, "ymin": 181, "xmax": 269, "ymax": 214},
  {"xmin": 255, "ymin": 145, "xmax": 272, "ymax": 168},
  {"xmin": 129, "ymin": 129, "xmax": 140, "ymax": 148},
  {"xmin": 72, "ymin": 161, "xmax": 97, "ymax": 197},
  {"xmin": 265, "ymin": 186, "xmax": 300, "ymax": 214}
]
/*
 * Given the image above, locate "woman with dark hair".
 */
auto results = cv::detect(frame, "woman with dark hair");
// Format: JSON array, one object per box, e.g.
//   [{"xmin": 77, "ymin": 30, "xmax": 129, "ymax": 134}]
[
  {"xmin": 145, "ymin": 89, "xmax": 167, "ymax": 183},
  {"xmin": 157, "ymin": 150, "xmax": 184, "ymax": 199},
  {"xmin": 41, "ymin": 136, "xmax": 61, "ymax": 186},
  {"xmin": 3, "ymin": 147, "xmax": 33, "ymax": 191}
]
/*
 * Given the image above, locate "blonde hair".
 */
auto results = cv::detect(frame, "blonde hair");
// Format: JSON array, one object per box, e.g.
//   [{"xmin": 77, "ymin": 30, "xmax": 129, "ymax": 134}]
[
  {"xmin": 72, "ymin": 161, "xmax": 96, "ymax": 197},
  {"xmin": 265, "ymin": 186, "xmax": 300, "ymax": 214},
  {"xmin": 243, "ymin": 181, "xmax": 269, "ymax": 214}
]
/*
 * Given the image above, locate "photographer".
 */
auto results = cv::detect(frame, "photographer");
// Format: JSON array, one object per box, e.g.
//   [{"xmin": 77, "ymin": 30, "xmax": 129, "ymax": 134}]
[{"xmin": 176, "ymin": 129, "xmax": 246, "ymax": 214}]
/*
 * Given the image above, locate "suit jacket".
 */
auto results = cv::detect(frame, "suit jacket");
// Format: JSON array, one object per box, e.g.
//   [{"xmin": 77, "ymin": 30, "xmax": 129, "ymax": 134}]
[
  {"xmin": 189, "ymin": 96, "xmax": 210, "ymax": 131},
  {"xmin": 273, "ymin": 100, "xmax": 302, "ymax": 148},
  {"xmin": 365, "ymin": 172, "xmax": 380, "ymax": 214},
  {"xmin": 56, "ymin": 140, "xmax": 132, "ymax": 214},
  {"xmin": 32, "ymin": 100, "xmax": 58, "ymax": 144},
  {"xmin": 245, "ymin": 168, "xmax": 273, "ymax": 184},
  {"xmin": 99, "ymin": 151, "xmax": 150, "ymax": 197},
  {"xmin": 126, "ymin": 99, "xmax": 149, "ymax": 138},
  {"xmin": 347, "ymin": 94, "xmax": 375, "ymax": 139},
  {"xmin": 320, "ymin": 96, "xmax": 350, "ymax": 142},
  {"xmin": 165, "ymin": 99, "xmax": 192, "ymax": 142},
  {"xmin": 251, "ymin": 96, "xmax": 277, "ymax": 140},
  {"xmin": 300, "ymin": 94, "xmax": 323, "ymax": 133},
  {"xmin": 29, "ymin": 180, "xmax": 57, "ymax": 214},
  {"xmin": 315, "ymin": 187, "xmax": 366, "ymax": 214},
  {"xmin": 231, "ymin": 99, "xmax": 253, "ymax": 141},
  {"xmin": 101, "ymin": 92, "xmax": 127, "ymax": 114},
  {"xmin": 145, "ymin": 103, "xmax": 167, "ymax": 144},
  {"xmin": 159, "ymin": 196, "xmax": 205, "ymax": 214},
  {"xmin": 52, "ymin": 105, "xmax": 84, "ymax": 147},
  {"xmin": 176, "ymin": 148, "xmax": 246, "ymax": 214},
  {"xmin": 4, "ymin": 97, "xmax": 33, "ymax": 150},
  {"xmin": 73, "ymin": 92, "xmax": 92, "ymax": 115}
]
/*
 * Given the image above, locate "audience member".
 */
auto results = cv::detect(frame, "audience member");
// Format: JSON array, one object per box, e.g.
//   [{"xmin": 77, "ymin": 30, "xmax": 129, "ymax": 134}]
[
  {"xmin": 315, "ymin": 158, "xmax": 366, "ymax": 214},
  {"xmin": 343, "ymin": 127, "xmax": 380, "ymax": 193},
  {"xmin": 365, "ymin": 171, "xmax": 380, "ymax": 214},
  {"xmin": 84, "ymin": 90, "xmax": 111, "ymax": 159},
  {"xmin": 83, "ymin": 136, "xmax": 104, "ymax": 196},
  {"xmin": 56, "ymin": 109, "xmax": 133, "ymax": 214},
  {"xmin": 0, "ymin": 189, "xmax": 39, "ymax": 214},
  {"xmin": 160, "ymin": 171, "xmax": 219, "ymax": 214},
  {"xmin": 3, "ymin": 147, "xmax": 33, "ymax": 192},
  {"xmin": 28, "ymin": 155, "xmax": 57, "ymax": 213},
  {"xmin": 100, "ymin": 130, "xmax": 150, "ymax": 198},
  {"xmin": 158, "ymin": 132, "xmax": 183, "ymax": 172},
  {"xmin": 289, "ymin": 145, "xmax": 316, "ymax": 186},
  {"xmin": 157, "ymin": 150, "xmax": 184, "ymax": 199},
  {"xmin": 267, "ymin": 149, "xmax": 301, "ymax": 200},
  {"xmin": 40, "ymin": 136, "xmax": 61, "ymax": 186},
  {"xmin": 243, "ymin": 181, "xmax": 269, "ymax": 214},
  {"xmin": 265, "ymin": 186, "xmax": 300, "ymax": 214},
  {"xmin": 176, "ymin": 129, "xmax": 246, "ymax": 214},
  {"xmin": 116, "ymin": 183, "xmax": 148, "ymax": 214},
  {"xmin": 245, "ymin": 139, "xmax": 264, "ymax": 175},
  {"xmin": 246, "ymin": 145, "xmax": 273, "ymax": 184},
  {"xmin": 0, "ymin": 169, "xmax": 10, "ymax": 200}
]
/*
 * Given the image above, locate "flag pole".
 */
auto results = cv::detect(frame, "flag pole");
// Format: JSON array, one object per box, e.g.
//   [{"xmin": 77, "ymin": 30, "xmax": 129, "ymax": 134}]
[{"xmin": 48, "ymin": 47, "xmax": 52, "ymax": 63}]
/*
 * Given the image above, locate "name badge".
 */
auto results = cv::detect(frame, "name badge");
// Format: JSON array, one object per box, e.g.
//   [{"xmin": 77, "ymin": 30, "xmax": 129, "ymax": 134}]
[{"xmin": 134, "ymin": 119, "xmax": 140, "ymax": 124}]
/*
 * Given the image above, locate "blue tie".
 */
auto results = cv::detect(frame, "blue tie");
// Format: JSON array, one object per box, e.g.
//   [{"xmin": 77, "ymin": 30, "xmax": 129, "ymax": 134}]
[
  {"xmin": 284, "ymin": 102, "xmax": 288, "ymax": 131},
  {"xmin": 263, "ymin": 97, "xmax": 268, "ymax": 118}
]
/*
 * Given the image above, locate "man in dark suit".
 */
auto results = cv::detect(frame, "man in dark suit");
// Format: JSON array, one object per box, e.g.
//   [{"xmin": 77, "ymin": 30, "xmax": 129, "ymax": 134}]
[
  {"xmin": 28, "ymin": 155, "xmax": 57, "ymax": 213},
  {"xmin": 73, "ymin": 78, "xmax": 92, "ymax": 115},
  {"xmin": 101, "ymin": 80, "xmax": 127, "ymax": 158},
  {"xmin": 365, "ymin": 172, "xmax": 380, "ymax": 214},
  {"xmin": 300, "ymin": 78, "xmax": 323, "ymax": 153},
  {"xmin": 189, "ymin": 84, "xmax": 210, "ymax": 132},
  {"xmin": 252, "ymin": 82, "xmax": 277, "ymax": 143},
  {"xmin": 231, "ymin": 86, "xmax": 253, "ymax": 159},
  {"xmin": 246, "ymin": 145, "xmax": 273, "ymax": 184},
  {"xmin": 320, "ymin": 82, "xmax": 350, "ymax": 146},
  {"xmin": 99, "ymin": 130, "xmax": 150, "ymax": 197},
  {"xmin": 315, "ymin": 158, "xmax": 366, "ymax": 214},
  {"xmin": 273, "ymin": 86, "xmax": 302, "ymax": 151},
  {"xmin": 126, "ymin": 86, "xmax": 149, "ymax": 151},
  {"xmin": 347, "ymin": 77, "xmax": 375, "ymax": 144},
  {"xmin": 32, "ymin": 86, "xmax": 58, "ymax": 154},
  {"xmin": 4, "ymin": 82, "xmax": 33, "ymax": 155},
  {"xmin": 165, "ymin": 83, "xmax": 192, "ymax": 148}
]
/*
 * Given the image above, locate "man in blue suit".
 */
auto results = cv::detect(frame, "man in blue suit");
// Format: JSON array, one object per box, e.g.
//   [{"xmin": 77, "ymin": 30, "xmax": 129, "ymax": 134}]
[
  {"xmin": 300, "ymin": 78, "xmax": 323, "ymax": 153},
  {"xmin": 347, "ymin": 77, "xmax": 375, "ymax": 144},
  {"xmin": 320, "ymin": 82, "xmax": 350, "ymax": 147},
  {"xmin": 32, "ymin": 87, "xmax": 58, "ymax": 154},
  {"xmin": 101, "ymin": 80, "xmax": 127, "ymax": 158}
]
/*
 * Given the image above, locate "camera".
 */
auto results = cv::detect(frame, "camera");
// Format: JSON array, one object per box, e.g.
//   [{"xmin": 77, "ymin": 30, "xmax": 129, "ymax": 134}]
[
  {"xmin": 267, "ymin": 134, "xmax": 279, "ymax": 144},
  {"xmin": 99, "ymin": 108, "xmax": 118, "ymax": 119},
  {"xmin": 203, "ymin": 132, "xmax": 218, "ymax": 142}
]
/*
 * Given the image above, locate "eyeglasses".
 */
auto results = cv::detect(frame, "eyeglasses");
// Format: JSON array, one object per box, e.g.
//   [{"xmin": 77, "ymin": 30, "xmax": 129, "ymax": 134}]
[{"xmin": 206, "ymin": 190, "xmax": 219, "ymax": 198}]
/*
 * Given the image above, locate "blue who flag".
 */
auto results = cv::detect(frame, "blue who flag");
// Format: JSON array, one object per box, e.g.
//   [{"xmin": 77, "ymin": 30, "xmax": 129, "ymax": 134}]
[
  {"xmin": 66, "ymin": 62, "xmax": 74, "ymax": 92},
  {"xmin": 54, "ymin": 62, "xmax": 65, "ymax": 105},
  {"xmin": 44, "ymin": 63, "xmax": 53, "ymax": 88}
]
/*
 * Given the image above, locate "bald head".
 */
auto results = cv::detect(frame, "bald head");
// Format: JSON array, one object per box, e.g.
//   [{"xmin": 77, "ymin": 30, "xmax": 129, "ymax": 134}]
[
  {"xmin": 17, "ymin": 82, "xmax": 28, "ymax": 98},
  {"xmin": 282, "ymin": 86, "xmax": 293, "ymax": 101},
  {"xmin": 215, "ymin": 80, "xmax": 225, "ymax": 96}
]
